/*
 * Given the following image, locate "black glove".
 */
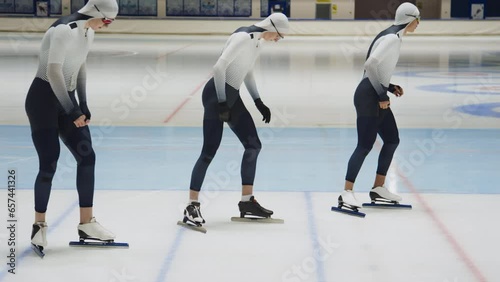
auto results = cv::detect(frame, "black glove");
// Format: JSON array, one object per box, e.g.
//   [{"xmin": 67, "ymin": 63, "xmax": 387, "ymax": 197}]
[
  {"xmin": 80, "ymin": 102, "xmax": 91, "ymax": 122},
  {"xmin": 388, "ymin": 84, "xmax": 403, "ymax": 97},
  {"xmin": 218, "ymin": 101, "xmax": 231, "ymax": 122},
  {"xmin": 68, "ymin": 106, "xmax": 84, "ymax": 121},
  {"xmin": 254, "ymin": 98, "xmax": 271, "ymax": 123},
  {"xmin": 388, "ymin": 84, "xmax": 396, "ymax": 93},
  {"xmin": 378, "ymin": 84, "xmax": 390, "ymax": 101}
]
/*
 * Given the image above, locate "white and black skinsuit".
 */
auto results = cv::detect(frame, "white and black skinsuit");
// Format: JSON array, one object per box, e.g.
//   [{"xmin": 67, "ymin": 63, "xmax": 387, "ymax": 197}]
[
  {"xmin": 345, "ymin": 3, "xmax": 420, "ymax": 183},
  {"xmin": 189, "ymin": 13, "xmax": 289, "ymax": 192},
  {"xmin": 25, "ymin": 0, "xmax": 118, "ymax": 213}
]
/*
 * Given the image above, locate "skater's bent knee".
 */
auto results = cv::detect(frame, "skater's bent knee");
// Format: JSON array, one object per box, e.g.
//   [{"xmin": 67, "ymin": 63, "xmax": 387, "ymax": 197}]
[
  {"xmin": 383, "ymin": 140, "xmax": 399, "ymax": 151},
  {"xmin": 245, "ymin": 147, "xmax": 261, "ymax": 154},
  {"xmin": 244, "ymin": 140, "xmax": 262, "ymax": 151},
  {"xmin": 87, "ymin": 149, "xmax": 96, "ymax": 162},
  {"xmin": 385, "ymin": 137, "xmax": 400, "ymax": 146},
  {"xmin": 201, "ymin": 154, "xmax": 214, "ymax": 164},
  {"xmin": 243, "ymin": 147, "xmax": 261, "ymax": 162},
  {"xmin": 38, "ymin": 171, "xmax": 55, "ymax": 183},
  {"xmin": 355, "ymin": 146, "xmax": 372, "ymax": 157},
  {"xmin": 79, "ymin": 150, "xmax": 96, "ymax": 166}
]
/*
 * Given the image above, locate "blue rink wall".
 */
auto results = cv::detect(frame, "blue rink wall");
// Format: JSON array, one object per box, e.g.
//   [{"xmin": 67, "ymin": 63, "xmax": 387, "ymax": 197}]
[{"xmin": 2, "ymin": 125, "xmax": 499, "ymax": 194}]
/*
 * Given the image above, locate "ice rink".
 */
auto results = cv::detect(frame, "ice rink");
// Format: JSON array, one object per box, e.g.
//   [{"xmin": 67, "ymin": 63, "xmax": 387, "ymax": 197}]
[{"xmin": 0, "ymin": 31, "xmax": 499, "ymax": 282}]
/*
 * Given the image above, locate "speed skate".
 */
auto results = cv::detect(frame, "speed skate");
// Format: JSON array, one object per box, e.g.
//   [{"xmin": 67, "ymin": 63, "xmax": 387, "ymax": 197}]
[
  {"xmin": 230, "ymin": 216, "xmax": 284, "ymax": 223},
  {"xmin": 69, "ymin": 239, "xmax": 129, "ymax": 248},
  {"xmin": 177, "ymin": 201, "xmax": 207, "ymax": 233},
  {"xmin": 331, "ymin": 190, "xmax": 366, "ymax": 218},
  {"xmin": 31, "ymin": 243, "xmax": 45, "ymax": 258},
  {"xmin": 69, "ymin": 217, "xmax": 129, "ymax": 248},
  {"xmin": 362, "ymin": 201, "xmax": 412, "ymax": 209},
  {"xmin": 231, "ymin": 196, "xmax": 284, "ymax": 224},
  {"xmin": 177, "ymin": 218, "xmax": 207, "ymax": 234},
  {"xmin": 31, "ymin": 221, "xmax": 48, "ymax": 258},
  {"xmin": 362, "ymin": 186, "xmax": 412, "ymax": 209}
]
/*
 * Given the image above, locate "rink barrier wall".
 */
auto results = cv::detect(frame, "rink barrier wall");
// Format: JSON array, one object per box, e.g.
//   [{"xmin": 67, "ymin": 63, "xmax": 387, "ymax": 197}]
[{"xmin": 0, "ymin": 17, "xmax": 499, "ymax": 36}]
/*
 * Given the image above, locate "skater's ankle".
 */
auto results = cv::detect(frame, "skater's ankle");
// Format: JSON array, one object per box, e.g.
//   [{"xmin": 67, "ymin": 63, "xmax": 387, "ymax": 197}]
[
  {"xmin": 35, "ymin": 211, "xmax": 46, "ymax": 223},
  {"xmin": 241, "ymin": 194, "xmax": 253, "ymax": 201},
  {"xmin": 79, "ymin": 216, "xmax": 97, "ymax": 225},
  {"xmin": 189, "ymin": 199, "xmax": 199, "ymax": 204}
]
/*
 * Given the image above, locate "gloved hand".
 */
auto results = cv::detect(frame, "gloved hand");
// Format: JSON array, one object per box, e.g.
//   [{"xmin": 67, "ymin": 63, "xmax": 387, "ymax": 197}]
[
  {"xmin": 68, "ymin": 106, "xmax": 84, "ymax": 122},
  {"xmin": 254, "ymin": 98, "xmax": 271, "ymax": 123},
  {"xmin": 388, "ymin": 84, "xmax": 404, "ymax": 97},
  {"xmin": 218, "ymin": 101, "xmax": 231, "ymax": 122},
  {"xmin": 80, "ymin": 102, "xmax": 91, "ymax": 122}
]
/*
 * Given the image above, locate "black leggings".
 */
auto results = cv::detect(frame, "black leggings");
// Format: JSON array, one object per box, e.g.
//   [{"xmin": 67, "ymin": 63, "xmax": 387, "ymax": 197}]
[
  {"xmin": 345, "ymin": 78, "xmax": 400, "ymax": 183},
  {"xmin": 190, "ymin": 78, "xmax": 261, "ymax": 191},
  {"xmin": 25, "ymin": 78, "xmax": 96, "ymax": 213}
]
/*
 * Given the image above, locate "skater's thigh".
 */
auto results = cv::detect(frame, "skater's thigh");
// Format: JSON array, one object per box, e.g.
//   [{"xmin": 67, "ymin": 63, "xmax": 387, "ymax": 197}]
[
  {"xmin": 228, "ymin": 99, "xmax": 260, "ymax": 148},
  {"xmin": 377, "ymin": 109, "xmax": 399, "ymax": 144},
  {"xmin": 31, "ymin": 128, "xmax": 61, "ymax": 170},
  {"xmin": 354, "ymin": 78, "xmax": 379, "ymax": 118},
  {"xmin": 58, "ymin": 116, "xmax": 95, "ymax": 161},
  {"xmin": 201, "ymin": 118, "xmax": 224, "ymax": 155},
  {"xmin": 26, "ymin": 78, "xmax": 60, "ymax": 132},
  {"xmin": 202, "ymin": 78, "xmax": 219, "ymax": 120},
  {"xmin": 356, "ymin": 117, "xmax": 378, "ymax": 148}
]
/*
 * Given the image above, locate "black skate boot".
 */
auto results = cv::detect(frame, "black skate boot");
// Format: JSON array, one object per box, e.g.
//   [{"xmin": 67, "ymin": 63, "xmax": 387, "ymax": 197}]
[
  {"xmin": 177, "ymin": 202, "xmax": 207, "ymax": 233},
  {"xmin": 183, "ymin": 202, "xmax": 206, "ymax": 226},
  {"xmin": 238, "ymin": 196, "xmax": 273, "ymax": 218}
]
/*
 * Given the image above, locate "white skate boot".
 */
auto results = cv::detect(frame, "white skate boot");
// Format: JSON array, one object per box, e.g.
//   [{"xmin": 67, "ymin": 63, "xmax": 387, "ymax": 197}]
[
  {"xmin": 78, "ymin": 217, "xmax": 115, "ymax": 242},
  {"xmin": 31, "ymin": 221, "xmax": 47, "ymax": 247},
  {"xmin": 31, "ymin": 221, "xmax": 47, "ymax": 258},
  {"xmin": 370, "ymin": 186, "xmax": 402, "ymax": 203},
  {"xmin": 363, "ymin": 186, "xmax": 412, "ymax": 209},
  {"xmin": 340, "ymin": 190, "xmax": 362, "ymax": 208},
  {"xmin": 331, "ymin": 190, "xmax": 365, "ymax": 217}
]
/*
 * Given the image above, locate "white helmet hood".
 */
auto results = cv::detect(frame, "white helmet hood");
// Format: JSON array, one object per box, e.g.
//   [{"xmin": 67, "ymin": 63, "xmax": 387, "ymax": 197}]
[
  {"xmin": 78, "ymin": 0, "xmax": 118, "ymax": 19},
  {"xmin": 394, "ymin": 2, "xmax": 420, "ymax": 26},
  {"xmin": 255, "ymin": 13, "xmax": 290, "ymax": 35}
]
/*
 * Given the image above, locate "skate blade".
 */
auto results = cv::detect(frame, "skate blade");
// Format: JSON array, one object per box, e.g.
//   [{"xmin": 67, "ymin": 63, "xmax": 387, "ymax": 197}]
[
  {"xmin": 362, "ymin": 202, "xmax": 412, "ymax": 209},
  {"xmin": 31, "ymin": 243, "xmax": 45, "ymax": 258},
  {"xmin": 177, "ymin": 221, "xmax": 207, "ymax": 233},
  {"xmin": 230, "ymin": 217, "xmax": 284, "ymax": 223},
  {"xmin": 331, "ymin": 206, "xmax": 366, "ymax": 218},
  {"xmin": 69, "ymin": 240, "xmax": 129, "ymax": 248}
]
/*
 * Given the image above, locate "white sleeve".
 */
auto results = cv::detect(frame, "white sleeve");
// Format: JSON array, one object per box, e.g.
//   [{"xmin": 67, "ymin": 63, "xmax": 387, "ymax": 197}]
[
  {"xmin": 213, "ymin": 33, "xmax": 248, "ymax": 103},
  {"xmin": 76, "ymin": 63, "xmax": 87, "ymax": 104},
  {"xmin": 243, "ymin": 70, "xmax": 260, "ymax": 101},
  {"xmin": 364, "ymin": 35, "xmax": 399, "ymax": 100},
  {"xmin": 46, "ymin": 25, "xmax": 80, "ymax": 116}
]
